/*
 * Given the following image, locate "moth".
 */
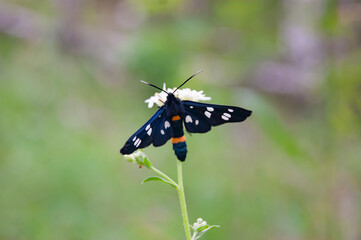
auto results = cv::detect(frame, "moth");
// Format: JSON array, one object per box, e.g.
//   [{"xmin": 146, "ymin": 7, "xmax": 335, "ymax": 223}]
[{"xmin": 120, "ymin": 71, "xmax": 252, "ymax": 161}]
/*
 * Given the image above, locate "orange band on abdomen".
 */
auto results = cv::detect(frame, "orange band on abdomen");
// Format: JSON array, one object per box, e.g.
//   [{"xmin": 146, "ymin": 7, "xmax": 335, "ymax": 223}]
[
  {"xmin": 171, "ymin": 135, "xmax": 186, "ymax": 144},
  {"xmin": 172, "ymin": 115, "xmax": 181, "ymax": 121}
]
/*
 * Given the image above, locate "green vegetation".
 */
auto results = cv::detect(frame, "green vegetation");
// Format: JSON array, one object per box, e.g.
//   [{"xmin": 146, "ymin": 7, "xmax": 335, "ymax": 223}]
[{"xmin": 1, "ymin": 0, "xmax": 360, "ymax": 239}]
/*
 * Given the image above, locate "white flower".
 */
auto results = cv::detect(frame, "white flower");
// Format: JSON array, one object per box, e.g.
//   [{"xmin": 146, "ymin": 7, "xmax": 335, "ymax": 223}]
[
  {"xmin": 190, "ymin": 217, "xmax": 219, "ymax": 239},
  {"xmin": 145, "ymin": 83, "xmax": 211, "ymax": 108},
  {"xmin": 123, "ymin": 150, "xmax": 152, "ymax": 168},
  {"xmin": 192, "ymin": 218, "xmax": 208, "ymax": 230}
]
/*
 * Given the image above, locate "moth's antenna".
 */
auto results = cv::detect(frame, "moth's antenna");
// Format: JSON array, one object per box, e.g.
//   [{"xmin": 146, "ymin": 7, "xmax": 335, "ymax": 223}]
[
  {"xmin": 173, "ymin": 70, "xmax": 203, "ymax": 93},
  {"xmin": 140, "ymin": 80, "xmax": 169, "ymax": 95}
]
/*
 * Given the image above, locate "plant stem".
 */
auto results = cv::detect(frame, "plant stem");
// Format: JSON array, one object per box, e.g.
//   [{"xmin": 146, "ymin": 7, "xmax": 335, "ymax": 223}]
[
  {"xmin": 191, "ymin": 231, "xmax": 197, "ymax": 240},
  {"xmin": 177, "ymin": 161, "xmax": 192, "ymax": 240},
  {"xmin": 151, "ymin": 166, "xmax": 178, "ymax": 187}
]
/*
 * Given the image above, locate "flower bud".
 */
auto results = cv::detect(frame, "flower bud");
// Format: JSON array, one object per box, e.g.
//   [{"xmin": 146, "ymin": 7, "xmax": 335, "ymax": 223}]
[
  {"xmin": 192, "ymin": 217, "xmax": 208, "ymax": 231},
  {"xmin": 123, "ymin": 150, "xmax": 152, "ymax": 168}
]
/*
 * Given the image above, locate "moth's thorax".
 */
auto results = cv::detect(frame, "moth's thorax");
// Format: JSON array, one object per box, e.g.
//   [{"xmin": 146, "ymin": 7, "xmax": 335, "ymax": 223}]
[{"xmin": 165, "ymin": 93, "xmax": 184, "ymax": 117}]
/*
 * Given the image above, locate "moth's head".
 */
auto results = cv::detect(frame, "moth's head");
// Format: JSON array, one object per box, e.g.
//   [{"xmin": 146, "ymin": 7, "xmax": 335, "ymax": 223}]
[
  {"xmin": 166, "ymin": 93, "xmax": 181, "ymax": 106},
  {"xmin": 166, "ymin": 93, "xmax": 177, "ymax": 102},
  {"xmin": 165, "ymin": 92, "xmax": 183, "ymax": 116}
]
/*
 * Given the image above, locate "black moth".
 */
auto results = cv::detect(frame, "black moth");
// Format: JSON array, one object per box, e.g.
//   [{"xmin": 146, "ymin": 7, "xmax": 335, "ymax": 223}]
[{"xmin": 120, "ymin": 71, "xmax": 252, "ymax": 161}]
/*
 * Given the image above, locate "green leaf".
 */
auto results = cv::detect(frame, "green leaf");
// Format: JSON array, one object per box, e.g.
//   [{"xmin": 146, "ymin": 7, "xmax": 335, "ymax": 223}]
[
  {"xmin": 195, "ymin": 225, "xmax": 220, "ymax": 240},
  {"xmin": 142, "ymin": 176, "xmax": 177, "ymax": 188},
  {"xmin": 195, "ymin": 225, "xmax": 209, "ymax": 232},
  {"xmin": 143, "ymin": 157, "xmax": 152, "ymax": 168}
]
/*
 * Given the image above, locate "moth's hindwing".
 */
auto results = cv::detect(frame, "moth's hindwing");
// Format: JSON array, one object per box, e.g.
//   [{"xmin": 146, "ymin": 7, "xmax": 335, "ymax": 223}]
[
  {"xmin": 182, "ymin": 100, "xmax": 252, "ymax": 133},
  {"xmin": 120, "ymin": 106, "xmax": 173, "ymax": 155}
]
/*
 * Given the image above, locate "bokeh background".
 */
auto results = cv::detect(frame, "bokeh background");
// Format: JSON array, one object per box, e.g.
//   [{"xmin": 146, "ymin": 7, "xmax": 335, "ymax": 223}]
[{"xmin": 1, "ymin": 0, "xmax": 360, "ymax": 239}]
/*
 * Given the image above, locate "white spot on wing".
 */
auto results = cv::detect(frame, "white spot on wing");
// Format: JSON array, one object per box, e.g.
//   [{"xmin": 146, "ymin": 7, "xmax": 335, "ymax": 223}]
[
  {"xmin": 228, "ymin": 109, "xmax": 234, "ymax": 112},
  {"xmin": 204, "ymin": 111, "xmax": 211, "ymax": 118},
  {"xmin": 145, "ymin": 124, "xmax": 150, "ymax": 131},
  {"xmin": 207, "ymin": 107, "xmax": 214, "ymax": 112},
  {"xmin": 195, "ymin": 120, "xmax": 199, "ymax": 125},
  {"xmin": 164, "ymin": 121, "xmax": 170, "ymax": 129},
  {"xmin": 136, "ymin": 139, "xmax": 142, "ymax": 147},
  {"xmin": 134, "ymin": 138, "xmax": 140, "ymax": 146},
  {"xmin": 147, "ymin": 128, "xmax": 152, "ymax": 136},
  {"xmin": 161, "ymin": 130, "xmax": 165, "ymax": 135},
  {"xmin": 223, "ymin": 113, "xmax": 231, "ymax": 118},
  {"xmin": 132, "ymin": 136, "xmax": 136, "ymax": 141},
  {"xmin": 190, "ymin": 106, "xmax": 194, "ymax": 109},
  {"xmin": 185, "ymin": 115, "xmax": 193, "ymax": 123},
  {"xmin": 222, "ymin": 115, "xmax": 229, "ymax": 121}
]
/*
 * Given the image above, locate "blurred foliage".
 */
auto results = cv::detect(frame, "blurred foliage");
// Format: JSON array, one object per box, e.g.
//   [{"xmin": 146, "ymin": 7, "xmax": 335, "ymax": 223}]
[
  {"xmin": 1, "ymin": 0, "xmax": 361, "ymax": 239},
  {"xmin": 128, "ymin": 27, "xmax": 184, "ymax": 85}
]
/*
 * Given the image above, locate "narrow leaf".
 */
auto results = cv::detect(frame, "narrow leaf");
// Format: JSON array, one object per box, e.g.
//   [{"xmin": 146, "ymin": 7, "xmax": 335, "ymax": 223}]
[
  {"xmin": 142, "ymin": 176, "xmax": 177, "ymax": 188},
  {"xmin": 143, "ymin": 157, "xmax": 152, "ymax": 168},
  {"xmin": 195, "ymin": 225, "xmax": 220, "ymax": 240}
]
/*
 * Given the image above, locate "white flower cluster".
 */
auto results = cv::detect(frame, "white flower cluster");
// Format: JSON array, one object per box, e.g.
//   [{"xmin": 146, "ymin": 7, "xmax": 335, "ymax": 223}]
[
  {"xmin": 145, "ymin": 84, "xmax": 211, "ymax": 108},
  {"xmin": 192, "ymin": 218, "xmax": 207, "ymax": 231},
  {"xmin": 123, "ymin": 150, "xmax": 151, "ymax": 168},
  {"xmin": 190, "ymin": 217, "xmax": 219, "ymax": 239}
]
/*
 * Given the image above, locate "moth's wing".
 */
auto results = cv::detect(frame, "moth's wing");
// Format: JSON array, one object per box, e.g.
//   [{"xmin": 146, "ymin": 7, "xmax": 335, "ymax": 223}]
[
  {"xmin": 182, "ymin": 100, "xmax": 252, "ymax": 133},
  {"xmin": 152, "ymin": 114, "xmax": 173, "ymax": 147},
  {"xmin": 181, "ymin": 104, "xmax": 212, "ymax": 133},
  {"xmin": 120, "ymin": 107, "xmax": 173, "ymax": 155}
]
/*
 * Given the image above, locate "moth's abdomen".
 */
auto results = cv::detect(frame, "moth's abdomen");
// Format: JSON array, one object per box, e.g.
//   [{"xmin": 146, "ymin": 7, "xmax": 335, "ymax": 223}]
[
  {"xmin": 170, "ymin": 115, "xmax": 187, "ymax": 161},
  {"xmin": 172, "ymin": 136, "xmax": 187, "ymax": 161}
]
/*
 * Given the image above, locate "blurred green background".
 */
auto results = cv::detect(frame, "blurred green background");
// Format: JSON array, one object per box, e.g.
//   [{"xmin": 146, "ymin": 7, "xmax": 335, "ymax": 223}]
[{"xmin": 0, "ymin": 0, "xmax": 360, "ymax": 239}]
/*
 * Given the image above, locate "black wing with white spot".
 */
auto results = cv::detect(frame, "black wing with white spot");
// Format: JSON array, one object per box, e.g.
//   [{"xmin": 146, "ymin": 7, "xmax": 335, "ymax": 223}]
[
  {"xmin": 181, "ymin": 100, "xmax": 252, "ymax": 133},
  {"xmin": 120, "ymin": 106, "xmax": 173, "ymax": 155}
]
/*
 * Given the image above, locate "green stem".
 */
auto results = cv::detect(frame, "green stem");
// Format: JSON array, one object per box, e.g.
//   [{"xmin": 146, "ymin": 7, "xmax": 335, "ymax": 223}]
[
  {"xmin": 151, "ymin": 166, "xmax": 178, "ymax": 187},
  {"xmin": 191, "ymin": 231, "xmax": 197, "ymax": 240},
  {"xmin": 177, "ymin": 161, "xmax": 192, "ymax": 240}
]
